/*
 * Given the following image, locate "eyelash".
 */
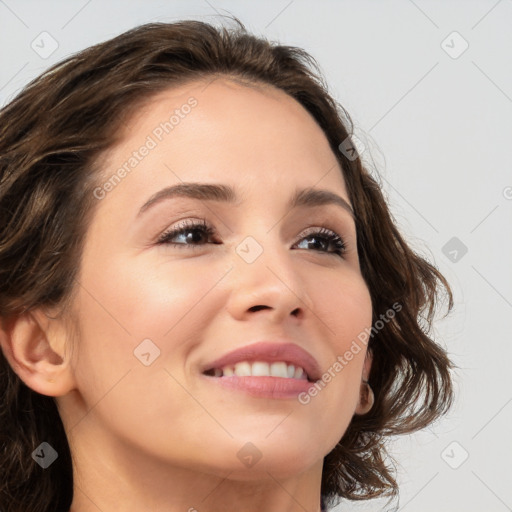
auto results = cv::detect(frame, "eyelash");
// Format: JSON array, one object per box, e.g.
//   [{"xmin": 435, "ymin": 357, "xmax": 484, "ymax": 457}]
[{"xmin": 156, "ymin": 218, "xmax": 347, "ymax": 257}]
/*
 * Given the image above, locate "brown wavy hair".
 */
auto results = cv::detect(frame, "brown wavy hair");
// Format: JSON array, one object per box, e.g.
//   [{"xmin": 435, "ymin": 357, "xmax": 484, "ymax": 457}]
[{"xmin": 0, "ymin": 17, "xmax": 454, "ymax": 512}]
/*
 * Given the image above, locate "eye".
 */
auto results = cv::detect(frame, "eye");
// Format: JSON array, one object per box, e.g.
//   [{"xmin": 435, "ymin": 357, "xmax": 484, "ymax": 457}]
[
  {"xmin": 157, "ymin": 218, "xmax": 218, "ymax": 248},
  {"xmin": 157, "ymin": 219, "xmax": 347, "ymax": 257},
  {"xmin": 293, "ymin": 227, "xmax": 347, "ymax": 257}
]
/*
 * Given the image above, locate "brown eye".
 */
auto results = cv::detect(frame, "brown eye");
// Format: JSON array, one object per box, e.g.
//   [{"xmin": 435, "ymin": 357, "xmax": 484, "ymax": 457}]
[
  {"xmin": 293, "ymin": 227, "xmax": 347, "ymax": 257},
  {"xmin": 157, "ymin": 219, "xmax": 217, "ymax": 247}
]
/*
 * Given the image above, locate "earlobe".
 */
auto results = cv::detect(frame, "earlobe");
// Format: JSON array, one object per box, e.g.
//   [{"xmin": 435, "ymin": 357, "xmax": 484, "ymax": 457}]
[{"xmin": 0, "ymin": 309, "xmax": 76, "ymax": 397}]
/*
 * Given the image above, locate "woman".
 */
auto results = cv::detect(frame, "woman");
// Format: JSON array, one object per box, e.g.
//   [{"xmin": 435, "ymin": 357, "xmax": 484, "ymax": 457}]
[{"xmin": 0, "ymin": 18, "xmax": 454, "ymax": 512}]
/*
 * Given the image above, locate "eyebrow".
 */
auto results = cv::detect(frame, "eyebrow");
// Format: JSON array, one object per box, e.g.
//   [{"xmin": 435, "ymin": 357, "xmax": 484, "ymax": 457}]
[{"xmin": 137, "ymin": 182, "xmax": 355, "ymax": 219}]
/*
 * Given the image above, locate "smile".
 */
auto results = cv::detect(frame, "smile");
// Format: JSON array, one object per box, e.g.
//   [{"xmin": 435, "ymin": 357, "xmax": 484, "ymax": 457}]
[{"xmin": 203, "ymin": 360, "xmax": 309, "ymax": 380}]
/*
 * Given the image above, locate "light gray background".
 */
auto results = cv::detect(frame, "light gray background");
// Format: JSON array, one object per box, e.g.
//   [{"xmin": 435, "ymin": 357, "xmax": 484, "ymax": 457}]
[{"xmin": 1, "ymin": 1, "xmax": 511, "ymax": 511}]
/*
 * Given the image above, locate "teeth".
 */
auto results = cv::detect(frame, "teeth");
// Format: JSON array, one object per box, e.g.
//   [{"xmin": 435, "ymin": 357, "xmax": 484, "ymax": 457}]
[
  {"xmin": 234, "ymin": 362, "xmax": 251, "ymax": 377},
  {"xmin": 270, "ymin": 362, "xmax": 288, "ymax": 378},
  {"xmin": 294, "ymin": 366, "xmax": 304, "ymax": 379},
  {"xmin": 251, "ymin": 361, "xmax": 270, "ymax": 376},
  {"xmin": 223, "ymin": 366, "xmax": 234, "ymax": 377},
  {"xmin": 211, "ymin": 361, "xmax": 308, "ymax": 380}
]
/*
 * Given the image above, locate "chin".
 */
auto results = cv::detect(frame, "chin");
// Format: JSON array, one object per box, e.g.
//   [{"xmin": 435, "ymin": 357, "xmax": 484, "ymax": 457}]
[{"xmin": 209, "ymin": 440, "xmax": 323, "ymax": 481}]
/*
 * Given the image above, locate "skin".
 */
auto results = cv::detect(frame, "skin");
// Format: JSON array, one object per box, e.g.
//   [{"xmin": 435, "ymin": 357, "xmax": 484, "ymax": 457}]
[{"xmin": 2, "ymin": 78, "xmax": 373, "ymax": 512}]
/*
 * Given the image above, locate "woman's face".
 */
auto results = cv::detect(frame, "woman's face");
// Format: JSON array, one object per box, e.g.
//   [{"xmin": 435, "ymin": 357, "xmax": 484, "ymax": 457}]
[{"xmin": 59, "ymin": 78, "xmax": 373, "ymax": 480}]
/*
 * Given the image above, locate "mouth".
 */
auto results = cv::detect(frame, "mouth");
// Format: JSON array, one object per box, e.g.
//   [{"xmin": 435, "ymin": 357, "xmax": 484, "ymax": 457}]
[
  {"xmin": 203, "ymin": 360, "xmax": 316, "ymax": 383},
  {"xmin": 200, "ymin": 341, "xmax": 321, "ymax": 399}
]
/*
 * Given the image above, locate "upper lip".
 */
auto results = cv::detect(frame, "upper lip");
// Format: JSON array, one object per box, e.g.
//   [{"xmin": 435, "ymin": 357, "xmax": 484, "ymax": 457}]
[{"xmin": 201, "ymin": 341, "xmax": 322, "ymax": 382}]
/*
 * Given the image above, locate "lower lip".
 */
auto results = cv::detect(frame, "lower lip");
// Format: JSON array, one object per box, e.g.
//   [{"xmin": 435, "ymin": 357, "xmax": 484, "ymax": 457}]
[{"xmin": 202, "ymin": 374, "xmax": 317, "ymax": 399}]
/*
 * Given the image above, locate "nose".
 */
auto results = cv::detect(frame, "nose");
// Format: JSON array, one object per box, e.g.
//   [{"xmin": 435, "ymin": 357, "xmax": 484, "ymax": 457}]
[{"xmin": 224, "ymin": 239, "xmax": 314, "ymax": 325}]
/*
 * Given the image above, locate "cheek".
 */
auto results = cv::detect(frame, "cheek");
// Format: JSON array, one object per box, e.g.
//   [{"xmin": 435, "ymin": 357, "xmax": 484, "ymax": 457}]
[
  {"xmin": 80, "ymin": 247, "xmax": 222, "ymax": 335},
  {"xmin": 301, "ymin": 271, "xmax": 372, "ymax": 428},
  {"xmin": 67, "ymin": 255, "xmax": 223, "ymax": 437},
  {"xmin": 317, "ymin": 272, "xmax": 373, "ymax": 350},
  {"xmin": 107, "ymin": 257, "xmax": 230, "ymax": 340},
  {"xmin": 71, "ymin": 254, "xmax": 226, "ymax": 383}
]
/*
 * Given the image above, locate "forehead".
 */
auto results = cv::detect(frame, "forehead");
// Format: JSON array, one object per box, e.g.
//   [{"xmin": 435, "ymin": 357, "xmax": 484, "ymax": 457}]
[
  {"xmin": 94, "ymin": 77, "xmax": 348, "ymax": 210},
  {"xmin": 122, "ymin": 77, "xmax": 331, "ymax": 153}
]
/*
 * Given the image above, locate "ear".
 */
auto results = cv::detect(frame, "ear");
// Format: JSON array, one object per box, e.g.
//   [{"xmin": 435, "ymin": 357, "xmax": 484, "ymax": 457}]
[
  {"xmin": 354, "ymin": 349, "xmax": 374, "ymax": 415},
  {"xmin": 0, "ymin": 308, "xmax": 77, "ymax": 397},
  {"xmin": 362, "ymin": 348, "xmax": 373, "ymax": 381}
]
